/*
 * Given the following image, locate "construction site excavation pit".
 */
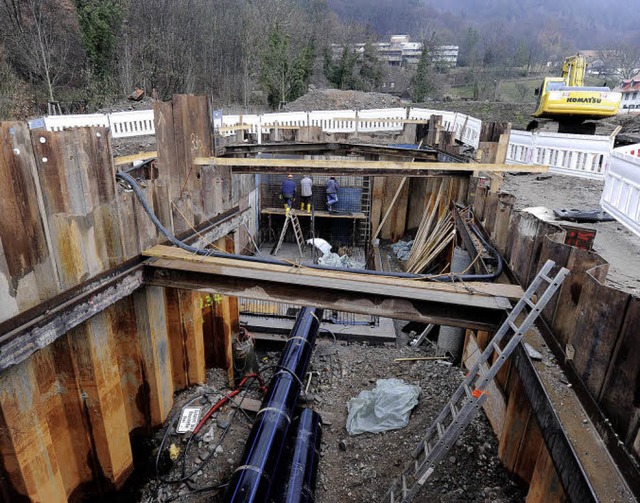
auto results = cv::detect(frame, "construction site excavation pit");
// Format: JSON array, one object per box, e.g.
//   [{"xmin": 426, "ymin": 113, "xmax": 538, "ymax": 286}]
[{"xmin": 134, "ymin": 320, "xmax": 526, "ymax": 503}]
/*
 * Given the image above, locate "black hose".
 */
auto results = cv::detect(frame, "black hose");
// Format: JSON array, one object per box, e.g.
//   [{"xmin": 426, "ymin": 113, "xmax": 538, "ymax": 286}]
[{"xmin": 116, "ymin": 171, "xmax": 502, "ymax": 282}]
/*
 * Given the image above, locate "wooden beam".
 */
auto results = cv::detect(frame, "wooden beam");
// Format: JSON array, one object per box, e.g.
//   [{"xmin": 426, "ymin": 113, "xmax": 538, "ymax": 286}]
[
  {"xmin": 142, "ymin": 245, "xmax": 524, "ymax": 330},
  {"xmin": 195, "ymin": 156, "xmax": 548, "ymax": 175},
  {"xmin": 113, "ymin": 151, "xmax": 158, "ymax": 166}
]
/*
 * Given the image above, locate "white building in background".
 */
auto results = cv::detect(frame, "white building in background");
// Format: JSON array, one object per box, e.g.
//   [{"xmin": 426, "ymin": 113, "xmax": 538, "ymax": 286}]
[
  {"xmin": 617, "ymin": 75, "xmax": 640, "ymax": 113},
  {"xmin": 331, "ymin": 35, "xmax": 458, "ymax": 68}
]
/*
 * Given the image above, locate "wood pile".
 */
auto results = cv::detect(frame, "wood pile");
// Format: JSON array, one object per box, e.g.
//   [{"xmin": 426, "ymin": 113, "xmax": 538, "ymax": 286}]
[{"xmin": 404, "ymin": 181, "xmax": 455, "ymax": 274}]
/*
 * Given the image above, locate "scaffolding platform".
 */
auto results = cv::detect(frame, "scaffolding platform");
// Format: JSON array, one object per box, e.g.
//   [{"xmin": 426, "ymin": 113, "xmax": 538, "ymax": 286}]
[{"xmin": 261, "ymin": 208, "xmax": 367, "ymax": 219}]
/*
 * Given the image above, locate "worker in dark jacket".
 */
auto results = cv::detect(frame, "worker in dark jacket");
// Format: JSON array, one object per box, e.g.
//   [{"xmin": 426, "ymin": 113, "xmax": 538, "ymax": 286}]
[
  {"xmin": 281, "ymin": 174, "xmax": 296, "ymax": 216},
  {"xmin": 325, "ymin": 176, "xmax": 339, "ymax": 212}
]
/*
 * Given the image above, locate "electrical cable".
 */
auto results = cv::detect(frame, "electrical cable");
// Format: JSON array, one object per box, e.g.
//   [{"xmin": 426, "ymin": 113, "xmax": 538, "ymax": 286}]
[
  {"xmin": 116, "ymin": 171, "xmax": 502, "ymax": 282},
  {"xmin": 155, "ymin": 374, "xmax": 264, "ymax": 485}
]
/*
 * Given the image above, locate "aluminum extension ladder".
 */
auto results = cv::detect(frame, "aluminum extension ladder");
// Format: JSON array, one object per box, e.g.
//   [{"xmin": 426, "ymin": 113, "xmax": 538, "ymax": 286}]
[
  {"xmin": 382, "ymin": 260, "xmax": 570, "ymax": 503},
  {"xmin": 272, "ymin": 210, "xmax": 305, "ymax": 257}
]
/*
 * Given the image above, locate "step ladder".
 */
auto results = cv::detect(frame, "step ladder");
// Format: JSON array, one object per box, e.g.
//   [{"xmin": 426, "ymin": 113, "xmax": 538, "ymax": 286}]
[
  {"xmin": 382, "ymin": 260, "xmax": 570, "ymax": 503},
  {"xmin": 272, "ymin": 210, "xmax": 305, "ymax": 257}
]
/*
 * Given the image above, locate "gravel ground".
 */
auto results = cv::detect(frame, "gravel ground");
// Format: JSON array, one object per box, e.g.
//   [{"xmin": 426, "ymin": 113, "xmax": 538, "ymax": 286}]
[
  {"xmin": 501, "ymin": 172, "xmax": 640, "ymax": 294},
  {"xmin": 132, "ymin": 327, "xmax": 524, "ymax": 503}
]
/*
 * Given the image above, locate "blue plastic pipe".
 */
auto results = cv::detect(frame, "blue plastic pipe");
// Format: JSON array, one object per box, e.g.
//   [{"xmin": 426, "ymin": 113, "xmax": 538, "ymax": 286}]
[
  {"xmin": 224, "ymin": 307, "xmax": 323, "ymax": 503},
  {"xmin": 274, "ymin": 409, "xmax": 323, "ymax": 503}
]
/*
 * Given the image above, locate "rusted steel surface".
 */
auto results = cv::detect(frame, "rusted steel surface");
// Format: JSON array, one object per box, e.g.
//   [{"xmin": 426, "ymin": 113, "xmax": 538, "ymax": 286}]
[
  {"xmin": 0, "ymin": 123, "xmax": 59, "ymax": 321},
  {"xmin": 0, "ymin": 266, "xmax": 143, "ymax": 372},
  {"xmin": 473, "ymin": 180, "xmax": 640, "ymax": 498},
  {"xmin": 0, "ymin": 95, "xmax": 242, "ymax": 501}
]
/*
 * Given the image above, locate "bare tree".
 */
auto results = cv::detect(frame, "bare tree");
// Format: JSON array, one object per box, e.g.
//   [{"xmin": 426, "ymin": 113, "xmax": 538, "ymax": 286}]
[
  {"xmin": 0, "ymin": 0, "xmax": 81, "ymax": 102},
  {"xmin": 597, "ymin": 44, "xmax": 640, "ymax": 81}
]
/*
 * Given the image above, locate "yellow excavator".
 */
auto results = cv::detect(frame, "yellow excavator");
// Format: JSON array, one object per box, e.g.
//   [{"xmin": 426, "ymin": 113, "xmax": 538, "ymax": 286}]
[{"xmin": 533, "ymin": 54, "xmax": 621, "ymax": 121}]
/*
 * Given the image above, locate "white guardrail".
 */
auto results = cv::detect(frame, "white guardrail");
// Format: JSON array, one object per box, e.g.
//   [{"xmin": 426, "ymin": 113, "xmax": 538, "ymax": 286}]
[
  {"xmin": 42, "ymin": 109, "xmax": 155, "ymax": 138},
  {"xmin": 33, "ymin": 106, "xmax": 640, "ymax": 236},
  {"xmin": 35, "ymin": 107, "xmax": 482, "ymax": 148},
  {"xmin": 601, "ymin": 144, "xmax": 640, "ymax": 238},
  {"xmin": 506, "ymin": 130, "xmax": 614, "ymax": 180}
]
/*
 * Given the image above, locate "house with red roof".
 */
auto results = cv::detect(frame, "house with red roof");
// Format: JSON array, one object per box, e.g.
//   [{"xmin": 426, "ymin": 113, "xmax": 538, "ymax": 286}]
[{"xmin": 618, "ymin": 76, "xmax": 640, "ymax": 113}]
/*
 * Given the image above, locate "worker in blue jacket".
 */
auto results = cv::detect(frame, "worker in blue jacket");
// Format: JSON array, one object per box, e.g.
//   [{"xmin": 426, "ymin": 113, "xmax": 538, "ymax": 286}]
[
  {"xmin": 326, "ymin": 176, "xmax": 339, "ymax": 212},
  {"xmin": 281, "ymin": 174, "xmax": 296, "ymax": 216}
]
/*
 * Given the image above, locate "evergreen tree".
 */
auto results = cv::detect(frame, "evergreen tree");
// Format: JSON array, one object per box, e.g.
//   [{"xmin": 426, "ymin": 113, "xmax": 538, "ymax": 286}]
[
  {"xmin": 261, "ymin": 24, "xmax": 315, "ymax": 109},
  {"xmin": 74, "ymin": 0, "xmax": 125, "ymax": 81},
  {"xmin": 411, "ymin": 41, "xmax": 436, "ymax": 102},
  {"xmin": 324, "ymin": 46, "xmax": 358, "ymax": 90},
  {"xmin": 358, "ymin": 42, "xmax": 384, "ymax": 91}
]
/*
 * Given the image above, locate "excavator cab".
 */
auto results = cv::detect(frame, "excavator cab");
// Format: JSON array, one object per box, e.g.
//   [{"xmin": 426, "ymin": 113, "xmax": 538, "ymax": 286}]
[{"xmin": 533, "ymin": 54, "xmax": 621, "ymax": 120}]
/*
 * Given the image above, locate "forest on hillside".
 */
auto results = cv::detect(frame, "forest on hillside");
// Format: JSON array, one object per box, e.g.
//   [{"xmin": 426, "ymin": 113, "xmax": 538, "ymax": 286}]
[{"xmin": 0, "ymin": 0, "xmax": 638, "ymax": 120}]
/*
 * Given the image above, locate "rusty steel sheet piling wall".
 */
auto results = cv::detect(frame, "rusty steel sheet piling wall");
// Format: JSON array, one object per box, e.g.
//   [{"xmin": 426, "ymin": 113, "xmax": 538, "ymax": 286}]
[
  {"xmin": 0, "ymin": 95, "xmax": 249, "ymax": 501},
  {"xmin": 471, "ymin": 182, "xmax": 640, "ymax": 498}
]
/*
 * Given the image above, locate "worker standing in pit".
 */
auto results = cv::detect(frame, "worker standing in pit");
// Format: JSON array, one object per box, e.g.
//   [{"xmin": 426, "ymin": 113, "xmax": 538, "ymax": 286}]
[
  {"xmin": 326, "ymin": 176, "xmax": 339, "ymax": 212},
  {"xmin": 300, "ymin": 174, "xmax": 313, "ymax": 213},
  {"xmin": 281, "ymin": 174, "xmax": 296, "ymax": 216}
]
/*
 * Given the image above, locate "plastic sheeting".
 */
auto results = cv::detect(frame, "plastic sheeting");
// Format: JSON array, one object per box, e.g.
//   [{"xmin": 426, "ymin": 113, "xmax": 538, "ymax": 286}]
[
  {"xmin": 318, "ymin": 252, "xmax": 365, "ymax": 269},
  {"xmin": 346, "ymin": 379, "xmax": 421, "ymax": 435},
  {"xmin": 391, "ymin": 240, "xmax": 414, "ymax": 262}
]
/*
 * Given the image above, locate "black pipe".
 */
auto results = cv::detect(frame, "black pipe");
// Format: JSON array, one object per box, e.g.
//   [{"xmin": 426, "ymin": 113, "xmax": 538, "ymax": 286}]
[
  {"xmin": 224, "ymin": 307, "xmax": 323, "ymax": 503},
  {"xmin": 274, "ymin": 409, "xmax": 323, "ymax": 503},
  {"xmin": 116, "ymin": 171, "xmax": 501, "ymax": 282}
]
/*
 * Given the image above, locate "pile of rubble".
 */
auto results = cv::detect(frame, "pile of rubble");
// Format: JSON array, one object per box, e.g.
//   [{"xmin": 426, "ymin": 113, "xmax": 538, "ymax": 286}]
[{"xmin": 286, "ymin": 88, "xmax": 403, "ymax": 111}]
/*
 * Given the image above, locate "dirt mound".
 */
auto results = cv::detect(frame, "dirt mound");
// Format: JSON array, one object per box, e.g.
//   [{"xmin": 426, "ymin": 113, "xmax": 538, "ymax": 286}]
[{"xmin": 286, "ymin": 88, "xmax": 403, "ymax": 111}]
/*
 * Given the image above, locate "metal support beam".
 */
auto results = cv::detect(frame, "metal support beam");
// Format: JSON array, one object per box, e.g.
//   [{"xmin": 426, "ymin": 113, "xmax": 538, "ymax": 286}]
[{"xmin": 0, "ymin": 264, "xmax": 144, "ymax": 371}]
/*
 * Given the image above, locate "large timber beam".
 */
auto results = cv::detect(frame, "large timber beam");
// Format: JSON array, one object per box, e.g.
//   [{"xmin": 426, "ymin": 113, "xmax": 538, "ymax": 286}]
[
  {"xmin": 195, "ymin": 156, "xmax": 548, "ymax": 176},
  {"xmin": 143, "ymin": 245, "xmax": 524, "ymax": 331},
  {"xmin": 222, "ymin": 142, "xmax": 443, "ymax": 161}
]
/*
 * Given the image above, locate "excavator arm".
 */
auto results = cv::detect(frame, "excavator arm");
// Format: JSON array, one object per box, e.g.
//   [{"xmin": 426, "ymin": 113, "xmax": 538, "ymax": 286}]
[{"xmin": 561, "ymin": 54, "xmax": 586, "ymax": 87}]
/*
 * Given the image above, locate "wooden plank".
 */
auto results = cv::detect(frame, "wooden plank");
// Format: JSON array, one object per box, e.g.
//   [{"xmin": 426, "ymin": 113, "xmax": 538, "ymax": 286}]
[
  {"xmin": 113, "ymin": 151, "xmax": 157, "ymax": 166},
  {"xmin": 33, "ymin": 128, "xmax": 123, "ymax": 290},
  {"xmin": 492, "ymin": 194, "xmax": 516, "ymax": 255},
  {"xmin": 369, "ymin": 177, "xmax": 385, "ymax": 236},
  {"xmin": 109, "ymin": 297, "xmax": 149, "ymax": 434},
  {"xmin": 261, "ymin": 208, "xmax": 366, "ymax": 219},
  {"xmin": 0, "ymin": 360, "xmax": 67, "ymax": 502},
  {"xmin": 68, "ymin": 313, "xmax": 134, "ymax": 488},
  {"xmin": 598, "ymin": 296, "xmax": 640, "ymax": 446},
  {"xmin": 143, "ymin": 245, "xmax": 524, "ymax": 303},
  {"xmin": 499, "ymin": 371, "xmax": 542, "ymax": 485},
  {"xmin": 393, "ymin": 175, "xmax": 411, "ymax": 242},
  {"xmin": 569, "ymin": 273, "xmax": 629, "ymax": 398},
  {"xmin": 33, "ymin": 341, "xmax": 93, "ymax": 495},
  {"xmin": 536, "ymin": 237, "xmax": 571, "ymax": 327},
  {"xmin": 374, "ymin": 176, "xmax": 406, "ymax": 241},
  {"xmin": 148, "ymin": 264, "xmax": 504, "ymax": 331},
  {"xmin": 197, "ymin": 156, "xmax": 549, "ymax": 174}
]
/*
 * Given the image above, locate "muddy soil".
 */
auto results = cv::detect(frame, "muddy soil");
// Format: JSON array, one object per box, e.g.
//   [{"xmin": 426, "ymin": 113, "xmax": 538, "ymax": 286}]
[
  {"xmin": 135, "ymin": 330, "xmax": 524, "ymax": 503},
  {"xmin": 501, "ymin": 173, "xmax": 640, "ymax": 294}
]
